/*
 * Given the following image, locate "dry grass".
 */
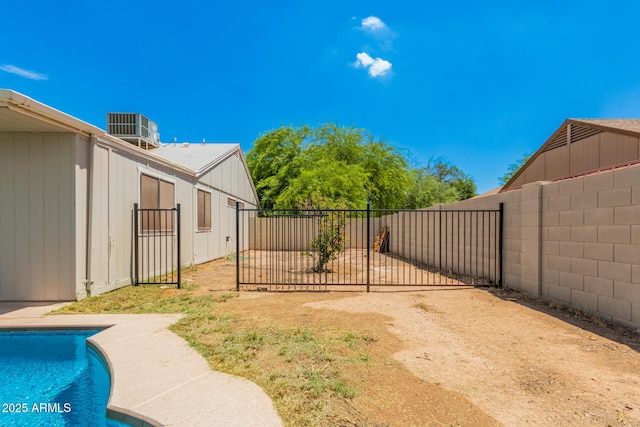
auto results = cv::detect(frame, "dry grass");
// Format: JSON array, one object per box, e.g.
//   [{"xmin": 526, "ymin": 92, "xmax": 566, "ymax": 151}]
[
  {"xmin": 54, "ymin": 285, "xmax": 375, "ymax": 426},
  {"xmin": 52, "ymin": 258, "xmax": 503, "ymax": 426}
]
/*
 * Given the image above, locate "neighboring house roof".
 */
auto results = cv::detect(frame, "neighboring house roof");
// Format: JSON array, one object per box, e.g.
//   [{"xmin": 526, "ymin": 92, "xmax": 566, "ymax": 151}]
[
  {"xmin": 501, "ymin": 118, "xmax": 640, "ymax": 192},
  {"xmin": 151, "ymin": 143, "xmax": 239, "ymax": 175},
  {"xmin": 571, "ymin": 118, "xmax": 640, "ymax": 135},
  {"xmin": 474, "ymin": 186, "xmax": 503, "ymax": 198}
]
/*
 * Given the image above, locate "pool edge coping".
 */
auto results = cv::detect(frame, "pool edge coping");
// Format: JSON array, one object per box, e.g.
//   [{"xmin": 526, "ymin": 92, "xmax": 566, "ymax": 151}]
[{"xmin": 0, "ymin": 309, "xmax": 284, "ymax": 427}]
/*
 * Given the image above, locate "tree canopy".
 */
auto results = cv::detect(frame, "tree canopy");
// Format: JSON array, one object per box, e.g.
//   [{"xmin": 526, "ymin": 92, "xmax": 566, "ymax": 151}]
[
  {"xmin": 246, "ymin": 124, "xmax": 477, "ymax": 209},
  {"xmin": 405, "ymin": 160, "xmax": 476, "ymax": 209}
]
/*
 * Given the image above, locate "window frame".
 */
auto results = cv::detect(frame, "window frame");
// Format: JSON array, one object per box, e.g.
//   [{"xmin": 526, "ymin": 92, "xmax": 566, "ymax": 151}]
[
  {"xmin": 197, "ymin": 188, "xmax": 212, "ymax": 231},
  {"xmin": 139, "ymin": 172, "xmax": 176, "ymax": 233}
]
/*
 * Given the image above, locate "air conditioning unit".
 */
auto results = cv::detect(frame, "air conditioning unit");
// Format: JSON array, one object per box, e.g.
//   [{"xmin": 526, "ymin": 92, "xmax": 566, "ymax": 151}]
[{"xmin": 106, "ymin": 112, "xmax": 160, "ymax": 149}]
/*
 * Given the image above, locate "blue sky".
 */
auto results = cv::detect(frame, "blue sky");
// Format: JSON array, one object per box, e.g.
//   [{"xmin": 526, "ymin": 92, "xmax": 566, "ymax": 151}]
[{"xmin": 3, "ymin": 1, "xmax": 640, "ymax": 194}]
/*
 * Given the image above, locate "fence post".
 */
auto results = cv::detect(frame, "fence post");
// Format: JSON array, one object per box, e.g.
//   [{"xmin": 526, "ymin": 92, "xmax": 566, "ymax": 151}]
[
  {"xmin": 439, "ymin": 209, "xmax": 442, "ymax": 276},
  {"xmin": 176, "ymin": 204, "xmax": 181, "ymax": 289},
  {"xmin": 366, "ymin": 201, "xmax": 371, "ymax": 293},
  {"xmin": 498, "ymin": 202, "xmax": 504, "ymax": 288},
  {"xmin": 134, "ymin": 203, "xmax": 139, "ymax": 286},
  {"xmin": 236, "ymin": 202, "xmax": 240, "ymax": 291}
]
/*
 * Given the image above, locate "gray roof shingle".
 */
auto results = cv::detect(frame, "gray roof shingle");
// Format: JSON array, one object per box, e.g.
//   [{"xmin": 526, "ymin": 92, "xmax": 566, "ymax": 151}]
[{"xmin": 150, "ymin": 143, "xmax": 239, "ymax": 174}]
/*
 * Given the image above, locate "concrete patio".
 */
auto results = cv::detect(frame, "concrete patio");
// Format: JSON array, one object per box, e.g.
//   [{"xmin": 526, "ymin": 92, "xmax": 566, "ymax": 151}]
[{"xmin": 0, "ymin": 303, "xmax": 283, "ymax": 427}]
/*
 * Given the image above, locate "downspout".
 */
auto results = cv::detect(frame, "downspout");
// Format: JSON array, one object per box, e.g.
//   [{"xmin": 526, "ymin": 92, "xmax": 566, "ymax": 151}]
[{"xmin": 84, "ymin": 135, "xmax": 96, "ymax": 296}]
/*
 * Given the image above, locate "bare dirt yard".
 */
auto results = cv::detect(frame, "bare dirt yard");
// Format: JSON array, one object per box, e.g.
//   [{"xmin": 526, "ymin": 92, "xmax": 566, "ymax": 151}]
[{"xmin": 186, "ymin": 257, "xmax": 640, "ymax": 426}]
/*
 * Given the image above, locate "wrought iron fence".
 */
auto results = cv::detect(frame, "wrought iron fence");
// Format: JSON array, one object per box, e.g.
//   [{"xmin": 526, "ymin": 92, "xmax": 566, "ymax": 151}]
[
  {"xmin": 236, "ymin": 204, "xmax": 503, "ymax": 291},
  {"xmin": 134, "ymin": 203, "xmax": 181, "ymax": 287}
]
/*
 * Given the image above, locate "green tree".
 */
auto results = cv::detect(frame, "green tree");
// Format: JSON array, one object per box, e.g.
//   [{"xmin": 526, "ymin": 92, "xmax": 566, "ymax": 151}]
[
  {"xmin": 499, "ymin": 152, "xmax": 532, "ymax": 185},
  {"xmin": 246, "ymin": 124, "xmax": 409, "ymax": 209},
  {"xmin": 309, "ymin": 211, "xmax": 346, "ymax": 272},
  {"xmin": 405, "ymin": 160, "xmax": 477, "ymax": 208},
  {"xmin": 276, "ymin": 158, "xmax": 369, "ymax": 209},
  {"xmin": 245, "ymin": 125, "xmax": 309, "ymax": 209}
]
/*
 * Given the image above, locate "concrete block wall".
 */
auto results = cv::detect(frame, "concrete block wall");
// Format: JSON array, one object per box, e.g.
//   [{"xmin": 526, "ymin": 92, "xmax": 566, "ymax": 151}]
[
  {"xmin": 245, "ymin": 164, "xmax": 640, "ymax": 328},
  {"xmin": 248, "ymin": 215, "xmax": 382, "ymax": 251},
  {"xmin": 382, "ymin": 209, "xmax": 502, "ymax": 283},
  {"xmin": 426, "ymin": 189, "xmax": 522, "ymax": 288},
  {"xmin": 540, "ymin": 166, "xmax": 640, "ymax": 327},
  {"xmin": 439, "ymin": 165, "xmax": 640, "ymax": 328}
]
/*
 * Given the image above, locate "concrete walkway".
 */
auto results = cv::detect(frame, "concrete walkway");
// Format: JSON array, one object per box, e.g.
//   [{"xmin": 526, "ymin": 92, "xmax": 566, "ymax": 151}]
[{"xmin": 0, "ymin": 303, "xmax": 283, "ymax": 427}]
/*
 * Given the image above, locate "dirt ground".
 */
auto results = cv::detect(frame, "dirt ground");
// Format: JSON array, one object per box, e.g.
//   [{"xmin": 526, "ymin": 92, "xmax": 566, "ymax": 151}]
[
  {"xmin": 237, "ymin": 249, "xmax": 496, "ymax": 289},
  {"xmin": 185, "ymin": 258, "xmax": 640, "ymax": 427}
]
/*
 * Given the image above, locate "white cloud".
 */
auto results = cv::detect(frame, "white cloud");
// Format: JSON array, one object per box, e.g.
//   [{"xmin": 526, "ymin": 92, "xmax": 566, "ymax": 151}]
[
  {"xmin": 354, "ymin": 52, "xmax": 392, "ymax": 78},
  {"xmin": 355, "ymin": 52, "xmax": 375, "ymax": 67},
  {"xmin": 368, "ymin": 58, "xmax": 392, "ymax": 77},
  {"xmin": 361, "ymin": 16, "xmax": 386, "ymax": 32},
  {"xmin": 0, "ymin": 64, "xmax": 48, "ymax": 81}
]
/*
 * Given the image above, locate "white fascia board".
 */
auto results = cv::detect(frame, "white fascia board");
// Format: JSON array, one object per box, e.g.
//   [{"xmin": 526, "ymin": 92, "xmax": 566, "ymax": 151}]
[
  {"xmin": 195, "ymin": 144, "xmax": 241, "ymax": 176},
  {"xmin": 0, "ymin": 89, "xmax": 196, "ymax": 178},
  {"xmin": 0, "ymin": 89, "xmax": 102, "ymax": 136}
]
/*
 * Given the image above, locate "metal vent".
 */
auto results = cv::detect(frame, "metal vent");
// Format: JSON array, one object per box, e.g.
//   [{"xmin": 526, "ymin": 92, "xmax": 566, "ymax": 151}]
[
  {"xmin": 542, "ymin": 126, "xmax": 568, "ymax": 152},
  {"xmin": 107, "ymin": 112, "xmax": 159, "ymax": 148},
  {"xmin": 570, "ymin": 125, "xmax": 602, "ymax": 144}
]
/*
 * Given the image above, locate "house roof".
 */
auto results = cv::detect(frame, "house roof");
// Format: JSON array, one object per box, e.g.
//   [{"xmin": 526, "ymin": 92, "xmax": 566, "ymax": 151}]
[
  {"xmin": 151, "ymin": 143, "xmax": 240, "ymax": 175},
  {"xmin": 501, "ymin": 118, "xmax": 640, "ymax": 191},
  {"xmin": 571, "ymin": 118, "xmax": 640, "ymax": 135},
  {"xmin": 150, "ymin": 143, "xmax": 258, "ymax": 199},
  {"xmin": 0, "ymin": 89, "xmax": 259, "ymax": 202}
]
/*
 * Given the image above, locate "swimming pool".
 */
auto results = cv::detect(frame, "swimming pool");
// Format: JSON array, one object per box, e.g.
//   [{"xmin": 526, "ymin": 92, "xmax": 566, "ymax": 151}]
[{"xmin": 0, "ymin": 329, "xmax": 132, "ymax": 427}]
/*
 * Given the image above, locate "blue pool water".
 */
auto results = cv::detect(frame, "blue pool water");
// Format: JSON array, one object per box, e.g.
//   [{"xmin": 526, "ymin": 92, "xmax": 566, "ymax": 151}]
[{"xmin": 0, "ymin": 329, "xmax": 130, "ymax": 427}]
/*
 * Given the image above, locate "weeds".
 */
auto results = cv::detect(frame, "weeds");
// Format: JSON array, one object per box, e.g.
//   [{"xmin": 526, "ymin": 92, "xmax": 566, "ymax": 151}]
[{"xmin": 53, "ymin": 284, "xmax": 373, "ymax": 426}]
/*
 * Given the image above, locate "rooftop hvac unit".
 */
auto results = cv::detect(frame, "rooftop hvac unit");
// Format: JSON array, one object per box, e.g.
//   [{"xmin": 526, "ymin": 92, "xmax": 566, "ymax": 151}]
[{"xmin": 106, "ymin": 112, "xmax": 160, "ymax": 149}]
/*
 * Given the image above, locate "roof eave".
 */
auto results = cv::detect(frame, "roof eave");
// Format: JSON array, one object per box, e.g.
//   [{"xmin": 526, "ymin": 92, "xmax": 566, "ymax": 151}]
[
  {"xmin": 501, "ymin": 118, "xmax": 640, "ymax": 192},
  {"xmin": 195, "ymin": 145, "xmax": 261, "ymax": 207},
  {"xmin": 500, "ymin": 119, "xmax": 571, "ymax": 192},
  {"xmin": 0, "ymin": 89, "xmax": 197, "ymax": 177}
]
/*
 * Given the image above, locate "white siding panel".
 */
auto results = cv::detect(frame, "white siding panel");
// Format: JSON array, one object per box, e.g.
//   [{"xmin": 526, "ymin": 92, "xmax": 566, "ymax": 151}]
[
  {"xmin": 28, "ymin": 135, "xmax": 45, "ymax": 299},
  {"xmin": 57, "ymin": 136, "xmax": 75, "ymax": 299},
  {"xmin": 90, "ymin": 145, "xmax": 110, "ymax": 291},
  {"xmin": 177, "ymin": 178, "xmax": 195, "ymax": 266},
  {"xmin": 0, "ymin": 135, "xmax": 16, "ymax": 300},
  {"xmin": 0, "ymin": 133, "xmax": 75, "ymax": 301},
  {"xmin": 74, "ymin": 135, "xmax": 89, "ymax": 299},
  {"xmin": 13, "ymin": 135, "xmax": 31, "ymax": 299},
  {"xmin": 230, "ymin": 156, "xmax": 240, "ymax": 195},
  {"xmin": 212, "ymin": 191, "xmax": 222, "ymax": 257},
  {"xmin": 210, "ymin": 166, "xmax": 222, "ymax": 190}
]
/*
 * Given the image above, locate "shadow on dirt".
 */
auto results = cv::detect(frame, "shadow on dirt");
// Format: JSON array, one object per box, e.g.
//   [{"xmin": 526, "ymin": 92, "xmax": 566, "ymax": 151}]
[{"xmin": 486, "ymin": 287, "xmax": 640, "ymax": 353}]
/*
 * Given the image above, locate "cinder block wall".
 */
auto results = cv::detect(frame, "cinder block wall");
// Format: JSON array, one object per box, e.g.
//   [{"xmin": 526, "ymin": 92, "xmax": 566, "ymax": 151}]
[
  {"xmin": 245, "ymin": 164, "xmax": 640, "ymax": 328},
  {"xmin": 438, "ymin": 164, "xmax": 640, "ymax": 329},
  {"xmin": 539, "ymin": 166, "xmax": 640, "ymax": 328}
]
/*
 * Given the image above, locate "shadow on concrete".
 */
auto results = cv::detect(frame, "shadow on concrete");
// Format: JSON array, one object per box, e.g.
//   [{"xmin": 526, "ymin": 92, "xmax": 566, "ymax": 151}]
[{"xmin": 0, "ymin": 302, "xmax": 70, "ymax": 317}]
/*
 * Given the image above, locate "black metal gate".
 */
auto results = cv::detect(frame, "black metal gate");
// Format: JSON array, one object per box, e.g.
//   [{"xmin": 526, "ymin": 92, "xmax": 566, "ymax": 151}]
[
  {"xmin": 134, "ymin": 203, "xmax": 181, "ymax": 287},
  {"xmin": 235, "ymin": 204, "xmax": 503, "ymax": 291}
]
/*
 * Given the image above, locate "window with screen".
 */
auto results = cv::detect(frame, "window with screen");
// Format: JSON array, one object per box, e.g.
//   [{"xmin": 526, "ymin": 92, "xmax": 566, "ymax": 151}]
[
  {"xmin": 140, "ymin": 174, "xmax": 175, "ymax": 232},
  {"xmin": 197, "ymin": 189, "xmax": 211, "ymax": 230}
]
